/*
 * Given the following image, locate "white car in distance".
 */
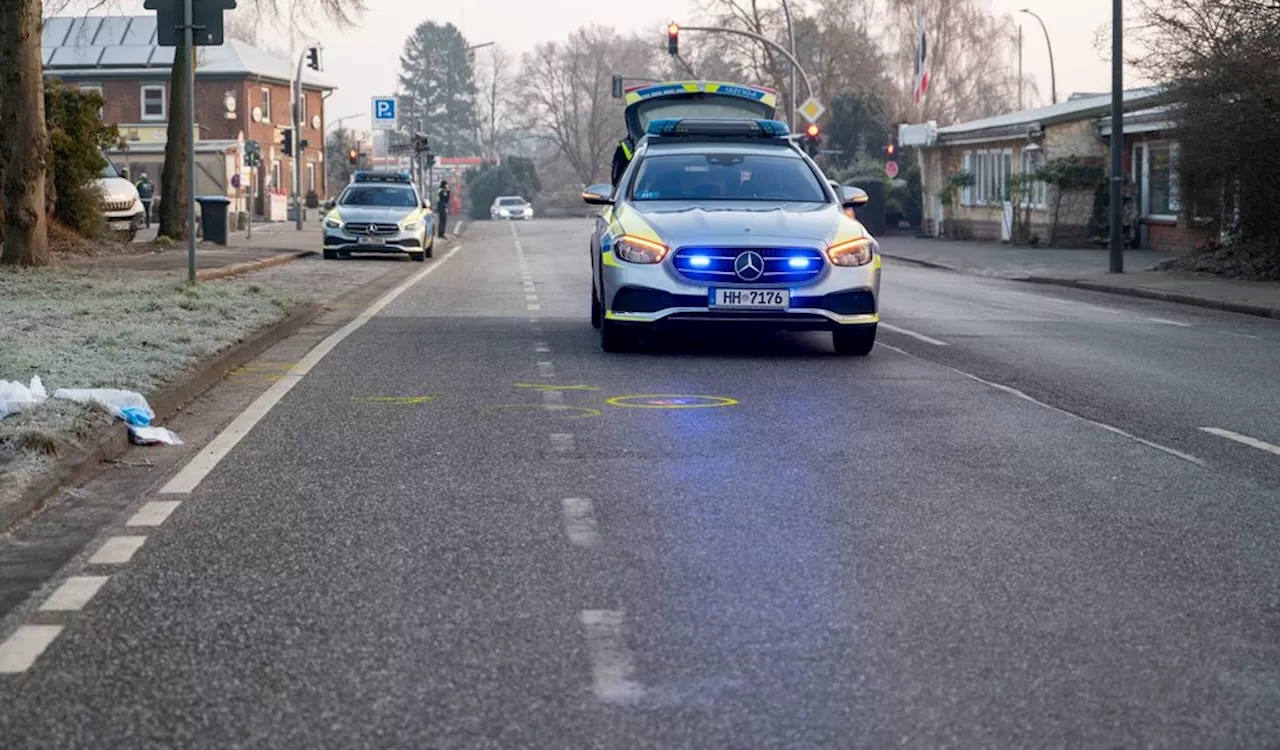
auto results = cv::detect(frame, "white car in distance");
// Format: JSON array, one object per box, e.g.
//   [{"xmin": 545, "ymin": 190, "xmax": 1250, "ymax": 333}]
[{"xmin": 490, "ymin": 195, "xmax": 533, "ymax": 220}]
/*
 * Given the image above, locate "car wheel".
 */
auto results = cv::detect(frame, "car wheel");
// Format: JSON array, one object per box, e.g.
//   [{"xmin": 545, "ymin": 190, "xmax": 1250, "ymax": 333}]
[
  {"xmin": 832, "ymin": 324, "xmax": 877, "ymax": 356},
  {"xmin": 601, "ymin": 319, "xmax": 640, "ymax": 353},
  {"xmin": 590, "ymin": 289, "xmax": 602, "ymax": 329},
  {"xmin": 409, "ymin": 251, "xmax": 427, "ymax": 263},
  {"xmin": 323, "ymin": 249, "xmax": 338, "ymax": 260},
  {"xmin": 424, "ymin": 238, "xmax": 434, "ymax": 258}
]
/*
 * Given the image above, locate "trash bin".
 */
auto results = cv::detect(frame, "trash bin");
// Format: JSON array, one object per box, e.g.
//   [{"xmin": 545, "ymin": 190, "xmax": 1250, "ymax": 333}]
[{"xmin": 194, "ymin": 195, "xmax": 231, "ymax": 246}]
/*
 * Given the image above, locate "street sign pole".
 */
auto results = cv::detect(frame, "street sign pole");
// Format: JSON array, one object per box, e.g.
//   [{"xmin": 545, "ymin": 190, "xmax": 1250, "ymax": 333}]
[
  {"xmin": 183, "ymin": 0, "xmax": 196, "ymax": 283},
  {"xmin": 294, "ymin": 51, "xmax": 305, "ymax": 231},
  {"xmin": 1108, "ymin": 0, "xmax": 1124, "ymax": 273}
]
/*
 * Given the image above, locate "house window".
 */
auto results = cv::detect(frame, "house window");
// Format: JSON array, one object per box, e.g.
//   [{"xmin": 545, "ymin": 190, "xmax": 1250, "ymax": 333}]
[
  {"xmin": 261, "ymin": 87, "xmax": 272, "ymax": 122},
  {"xmin": 1020, "ymin": 148, "xmax": 1047, "ymax": 207},
  {"xmin": 1147, "ymin": 141, "xmax": 1180, "ymax": 218},
  {"xmin": 962, "ymin": 151, "xmax": 973, "ymax": 205},
  {"xmin": 966, "ymin": 150, "xmax": 1010, "ymax": 205},
  {"xmin": 299, "ymin": 93, "xmax": 307, "ymax": 129},
  {"xmin": 307, "ymin": 162, "xmax": 316, "ymax": 193},
  {"xmin": 141, "ymin": 85, "xmax": 166, "ymax": 121},
  {"xmin": 271, "ymin": 161, "xmax": 281, "ymax": 191}
]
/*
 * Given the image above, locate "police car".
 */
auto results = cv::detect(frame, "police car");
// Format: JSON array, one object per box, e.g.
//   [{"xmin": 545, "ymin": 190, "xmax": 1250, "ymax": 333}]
[
  {"xmin": 585, "ymin": 118, "xmax": 881, "ymax": 355},
  {"xmin": 322, "ymin": 171, "xmax": 435, "ymax": 261}
]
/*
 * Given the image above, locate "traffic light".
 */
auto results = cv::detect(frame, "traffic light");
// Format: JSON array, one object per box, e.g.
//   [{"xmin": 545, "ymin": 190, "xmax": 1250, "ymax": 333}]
[
  {"xmin": 886, "ymin": 143, "xmax": 896, "ymax": 157},
  {"xmin": 804, "ymin": 123, "xmax": 821, "ymax": 155},
  {"xmin": 305, "ymin": 46, "xmax": 322, "ymax": 72},
  {"xmin": 281, "ymin": 128, "xmax": 293, "ymax": 157},
  {"xmin": 347, "ymin": 148, "xmax": 359, "ymax": 166},
  {"xmin": 611, "ymin": 74, "xmax": 624, "ymax": 99},
  {"xmin": 667, "ymin": 22, "xmax": 679, "ymax": 56}
]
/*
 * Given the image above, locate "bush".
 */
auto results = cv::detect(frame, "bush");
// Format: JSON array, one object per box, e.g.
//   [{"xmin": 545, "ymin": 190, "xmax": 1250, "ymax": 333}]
[
  {"xmin": 467, "ymin": 156, "xmax": 542, "ymax": 220},
  {"xmin": 44, "ymin": 79, "xmax": 122, "ymax": 239}
]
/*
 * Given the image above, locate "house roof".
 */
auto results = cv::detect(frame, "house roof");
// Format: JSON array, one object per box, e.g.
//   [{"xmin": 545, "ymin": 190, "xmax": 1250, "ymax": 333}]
[
  {"xmin": 931, "ymin": 87, "xmax": 1168, "ymax": 145},
  {"xmin": 41, "ymin": 15, "xmax": 334, "ymax": 89},
  {"xmin": 1096, "ymin": 104, "xmax": 1179, "ymax": 136}
]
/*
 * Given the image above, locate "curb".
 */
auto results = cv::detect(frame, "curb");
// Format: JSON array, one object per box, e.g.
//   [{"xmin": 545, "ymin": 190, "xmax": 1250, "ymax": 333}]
[
  {"xmin": 879, "ymin": 253, "xmax": 959, "ymax": 272},
  {"xmin": 1021, "ymin": 276, "xmax": 1280, "ymax": 319},
  {"xmin": 195, "ymin": 250, "xmax": 315, "ymax": 282},
  {"xmin": 1, "ymin": 301, "xmax": 325, "ymax": 532}
]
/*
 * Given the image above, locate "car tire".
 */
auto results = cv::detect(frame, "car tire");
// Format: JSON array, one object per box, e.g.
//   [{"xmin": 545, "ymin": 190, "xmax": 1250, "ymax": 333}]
[
  {"xmin": 410, "ymin": 251, "xmax": 426, "ymax": 263},
  {"xmin": 832, "ymin": 324, "xmax": 876, "ymax": 356},
  {"xmin": 600, "ymin": 319, "xmax": 640, "ymax": 353},
  {"xmin": 424, "ymin": 238, "xmax": 434, "ymax": 258},
  {"xmin": 590, "ymin": 289, "xmax": 602, "ymax": 329},
  {"xmin": 323, "ymin": 249, "xmax": 338, "ymax": 260}
]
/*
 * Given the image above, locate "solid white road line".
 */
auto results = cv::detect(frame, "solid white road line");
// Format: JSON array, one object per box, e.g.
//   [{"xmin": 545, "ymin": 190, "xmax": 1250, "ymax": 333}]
[
  {"xmin": 880, "ymin": 323, "xmax": 950, "ymax": 346},
  {"xmin": 127, "ymin": 500, "xmax": 181, "ymax": 526},
  {"xmin": 1200, "ymin": 427, "xmax": 1280, "ymax": 458},
  {"xmin": 562, "ymin": 498, "xmax": 600, "ymax": 547},
  {"xmin": 1147, "ymin": 317, "xmax": 1193, "ymax": 327},
  {"xmin": 88, "ymin": 536, "xmax": 148, "ymax": 565},
  {"xmin": 580, "ymin": 610, "xmax": 643, "ymax": 702},
  {"xmin": 39, "ymin": 576, "xmax": 110, "ymax": 612},
  {"xmin": 160, "ymin": 244, "xmax": 464, "ymax": 494},
  {"xmin": 0, "ymin": 625, "xmax": 64, "ymax": 674},
  {"xmin": 1221, "ymin": 331, "xmax": 1261, "ymax": 340}
]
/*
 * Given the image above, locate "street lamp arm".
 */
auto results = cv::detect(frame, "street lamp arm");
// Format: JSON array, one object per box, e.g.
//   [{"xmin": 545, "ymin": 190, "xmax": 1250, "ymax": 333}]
[
  {"xmin": 679, "ymin": 25, "xmax": 814, "ymax": 106},
  {"xmin": 1019, "ymin": 9, "xmax": 1057, "ymax": 105}
]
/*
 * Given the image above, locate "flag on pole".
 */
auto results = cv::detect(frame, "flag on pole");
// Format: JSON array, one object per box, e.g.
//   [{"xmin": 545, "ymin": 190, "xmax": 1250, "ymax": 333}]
[{"xmin": 913, "ymin": 2, "xmax": 930, "ymax": 103}]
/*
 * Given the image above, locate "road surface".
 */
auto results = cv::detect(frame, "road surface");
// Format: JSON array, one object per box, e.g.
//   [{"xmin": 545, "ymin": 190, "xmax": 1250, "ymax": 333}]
[{"xmin": 2, "ymin": 218, "xmax": 1278, "ymax": 748}]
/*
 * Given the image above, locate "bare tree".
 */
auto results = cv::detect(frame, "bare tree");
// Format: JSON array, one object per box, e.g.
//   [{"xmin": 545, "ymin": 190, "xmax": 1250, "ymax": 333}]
[
  {"xmin": 474, "ymin": 45, "xmax": 518, "ymax": 159},
  {"xmin": 1, "ymin": 0, "xmax": 52, "ymax": 265}
]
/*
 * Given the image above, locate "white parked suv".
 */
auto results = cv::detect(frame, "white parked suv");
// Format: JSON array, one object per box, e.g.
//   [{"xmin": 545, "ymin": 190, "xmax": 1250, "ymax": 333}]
[
  {"xmin": 490, "ymin": 195, "xmax": 533, "ymax": 220},
  {"xmin": 97, "ymin": 156, "xmax": 144, "ymax": 241}
]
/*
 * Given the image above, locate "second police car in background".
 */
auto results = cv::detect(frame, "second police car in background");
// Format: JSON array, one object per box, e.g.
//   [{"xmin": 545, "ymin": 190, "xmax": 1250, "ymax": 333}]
[
  {"xmin": 491, "ymin": 196, "xmax": 534, "ymax": 220},
  {"xmin": 584, "ymin": 117, "xmax": 881, "ymax": 355},
  {"xmin": 321, "ymin": 171, "xmax": 435, "ymax": 262}
]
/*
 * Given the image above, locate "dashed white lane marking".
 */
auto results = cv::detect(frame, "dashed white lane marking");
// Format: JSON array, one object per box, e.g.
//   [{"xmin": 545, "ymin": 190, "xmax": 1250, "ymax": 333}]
[
  {"xmin": 1200, "ymin": 428, "xmax": 1280, "ymax": 458},
  {"xmin": 88, "ymin": 536, "xmax": 148, "ymax": 565},
  {"xmin": 127, "ymin": 500, "xmax": 181, "ymax": 527},
  {"xmin": 160, "ymin": 244, "xmax": 464, "ymax": 494},
  {"xmin": 542, "ymin": 390, "xmax": 565, "ymax": 405},
  {"xmin": 537, "ymin": 361, "xmax": 555, "ymax": 379},
  {"xmin": 1221, "ymin": 331, "xmax": 1261, "ymax": 340},
  {"xmin": 0, "ymin": 625, "xmax": 64, "ymax": 674},
  {"xmin": 1147, "ymin": 317, "xmax": 1193, "ymax": 327},
  {"xmin": 580, "ymin": 610, "xmax": 643, "ymax": 702},
  {"xmin": 550, "ymin": 432, "xmax": 574, "ymax": 453},
  {"xmin": 562, "ymin": 498, "xmax": 600, "ymax": 547},
  {"xmin": 881, "ymin": 323, "xmax": 949, "ymax": 346},
  {"xmin": 39, "ymin": 576, "xmax": 110, "ymax": 612},
  {"xmin": 526, "ymin": 295, "xmax": 539, "ymax": 302},
  {"xmin": 534, "ymin": 342, "xmax": 550, "ymax": 353},
  {"xmin": 527, "ymin": 304, "xmax": 541, "ymax": 311}
]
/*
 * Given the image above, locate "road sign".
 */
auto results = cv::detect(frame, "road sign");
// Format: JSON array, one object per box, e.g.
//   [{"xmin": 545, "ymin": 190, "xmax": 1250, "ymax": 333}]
[
  {"xmin": 145, "ymin": 0, "xmax": 236, "ymax": 47},
  {"xmin": 798, "ymin": 97, "xmax": 826, "ymax": 124},
  {"xmin": 885, "ymin": 160, "xmax": 900, "ymax": 179},
  {"xmin": 372, "ymin": 97, "xmax": 398, "ymax": 131}
]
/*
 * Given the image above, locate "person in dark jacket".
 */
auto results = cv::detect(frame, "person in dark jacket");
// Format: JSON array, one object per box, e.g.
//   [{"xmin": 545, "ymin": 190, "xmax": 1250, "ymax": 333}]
[
  {"xmin": 134, "ymin": 172, "xmax": 156, "ymax": 228},
  {"xmin": 435, "ymin": 180, "xmax": 451, "ymax": 238}
]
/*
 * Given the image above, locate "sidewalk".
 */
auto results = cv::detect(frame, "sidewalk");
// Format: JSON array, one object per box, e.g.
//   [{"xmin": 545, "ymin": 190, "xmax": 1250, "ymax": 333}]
[
  {"xmin": 73, "ymin": 220, "xmax": 321, "ymax": 277},
  {"xmin": 880, "ymin": 236, "xmax": 1280, "ymax": 319}
]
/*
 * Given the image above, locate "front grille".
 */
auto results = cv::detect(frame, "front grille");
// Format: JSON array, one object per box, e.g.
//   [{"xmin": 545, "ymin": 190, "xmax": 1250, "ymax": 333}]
[
  {"xmin": 103, "ymin": 200, "xmax": 134, "ymax": 212},
  {"xmin": 672, "ymin": 246, "xmax": 825, "ymax": 285},
  {"xmin": 343, "ymin": 222, "xmax": 399, "ymax": 236}
]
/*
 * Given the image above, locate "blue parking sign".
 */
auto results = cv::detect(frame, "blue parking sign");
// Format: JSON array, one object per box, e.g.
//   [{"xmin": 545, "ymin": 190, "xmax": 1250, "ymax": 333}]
[{"xmin": 372, "ymin": 97, "xmax": 397, "ymax": 130}]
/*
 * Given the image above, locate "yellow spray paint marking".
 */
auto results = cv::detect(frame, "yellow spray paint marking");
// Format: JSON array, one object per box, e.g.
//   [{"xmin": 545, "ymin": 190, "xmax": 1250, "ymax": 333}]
[
  {"xmin": 513, "ymin": 383, "xmax": 601, "ymax": 392},
  {"xmin": 605, "ymin": 395, "xmax": 739, "ymax": 410},
  {"xmin": 487, "ymin": 404, "xmax": 602, "ymax": 419},
  {"xmin": 350, "ymin": 396, "xmax": 435, "ymax": 405}
]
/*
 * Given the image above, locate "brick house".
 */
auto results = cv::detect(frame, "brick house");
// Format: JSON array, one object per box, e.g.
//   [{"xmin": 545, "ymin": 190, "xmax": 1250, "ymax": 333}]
[
  {"xmin": 42, "ymin": 15, "xmax": 335, "ymax": 218},
  {"xmin": 907, "ymin": 88, "xmax": 1212, "ymax": 250}
]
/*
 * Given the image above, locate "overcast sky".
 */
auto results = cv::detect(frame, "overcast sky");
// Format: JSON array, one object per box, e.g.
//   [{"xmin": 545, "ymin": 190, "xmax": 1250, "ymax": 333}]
[{"xmin": 65, "ymin": 0, "xmax": 1147, "ymax": 130}]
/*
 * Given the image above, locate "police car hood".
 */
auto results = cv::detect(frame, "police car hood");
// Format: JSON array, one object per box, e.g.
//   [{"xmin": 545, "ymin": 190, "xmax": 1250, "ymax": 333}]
[
  {"xmin": 335, "ymin": 205, "xmax": 418, "ymax": 223},
  {"xmin": 625, "ymin": 201, "xmax": 858, "ymax": 246}
]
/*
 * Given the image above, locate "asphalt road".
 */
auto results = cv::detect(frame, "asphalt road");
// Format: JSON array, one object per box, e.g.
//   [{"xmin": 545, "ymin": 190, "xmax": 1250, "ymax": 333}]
[{"xmin": 2, "ymin": 218, "xmax": 1279, "ymax": 748}]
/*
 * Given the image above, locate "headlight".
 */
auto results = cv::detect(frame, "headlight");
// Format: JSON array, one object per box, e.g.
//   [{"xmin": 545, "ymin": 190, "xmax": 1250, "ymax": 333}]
[
  {"xmin": 323, "ymin": 217, "xmax": 343, "ymax": 229},
  {"xmin": 826, "ymin": 237, "xmax": 876, "ymax": 267},
  {"xmin": 613, "ymin": 235, "xmax": 669, "ymax": 264},
  {"xmin": 401, "ymin": 221, "xmax": 421, "ymax": 231}
]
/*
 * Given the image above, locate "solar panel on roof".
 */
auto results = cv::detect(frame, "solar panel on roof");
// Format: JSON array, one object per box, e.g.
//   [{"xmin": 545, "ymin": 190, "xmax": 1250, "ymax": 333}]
[
  {"xmin": 94, "ymin": 17, "xmax": 133, "ymax": 46},
  {"xmin": 122, "ymin": 16, "xmax": 157, "ymax": 45},
  {"xmin": 99, "ymin": 46, "xmax": 154, "ymax": 67},
  {"xmin": 149, "ymin": 46, "xmax": 175, "ymax": 66},
  {"xmin": 42, "ymin": 47, "xmax": 55, "ymax": 65},
  {"xmin": 64, "ymin": 16, "xmax": 102, "ymax": 46},
  {"xmin": 49, "ymin": 46, "xmax": 105, "ymax": 67},
  {"xmin": 41, "ymin": 17, "xmax": 74, "ymax": 47}
]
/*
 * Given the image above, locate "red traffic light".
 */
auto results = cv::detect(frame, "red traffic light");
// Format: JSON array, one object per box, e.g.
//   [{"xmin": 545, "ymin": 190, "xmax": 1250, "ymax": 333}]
[
  {"xmin": 667, "ymin": 22, "xmax": 679, "ymax": 55},
  {"xmin": 886, "ymin": 144, "xmax": 896, "ymax": 155},
  {"xmin": 805, "ymin": 123, "xmax": 820, "ymax": 138}
]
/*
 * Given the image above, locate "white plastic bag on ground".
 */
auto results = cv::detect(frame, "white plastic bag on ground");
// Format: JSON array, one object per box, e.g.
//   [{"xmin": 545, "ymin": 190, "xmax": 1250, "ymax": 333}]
[
  {"xmin": 53, "ymin": 388, "xmax": 155, "ymax": 426},
  {"xmin": 0, "ymin": 376, "xmax": 48, "ymax": 419},
  {"xmin": 129, "ymin": 426, "xmax": 184, "ymax": 446}
]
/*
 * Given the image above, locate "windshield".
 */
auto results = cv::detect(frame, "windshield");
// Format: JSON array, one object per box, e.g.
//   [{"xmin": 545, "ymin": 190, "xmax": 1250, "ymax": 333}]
[
  {"xmin": 100, "ymin": 160, "xmax": 120, "ymax": 179},
  {"xmin": 630, "ymin": 153, "xmax": 827, "ymax": 203},
  {"xmin": 340, "ymin": 186, "xmax": 418, "ymax": 208},
  {"xmin": 498, "ymin": 197, "xmax": 526, "ymax": 206}
]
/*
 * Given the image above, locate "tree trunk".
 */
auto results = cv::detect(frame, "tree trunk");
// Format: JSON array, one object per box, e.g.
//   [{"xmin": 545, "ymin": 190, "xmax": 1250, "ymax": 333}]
[
  {"xmin": 0, "ymin": 0, "xmax": 51, "ymax": 266},
  {"xmin": 157, "ymin": 41, "xmax": 192, "ymax": 240}
]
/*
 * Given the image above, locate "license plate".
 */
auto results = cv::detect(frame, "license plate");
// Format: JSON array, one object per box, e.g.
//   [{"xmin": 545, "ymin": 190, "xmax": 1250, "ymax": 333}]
[
  {"xmin": 710, "ymin": 289, "xmax": 789, "ymax": 309},
  {"xmin": 357, "ymin": 236, "xmax": 386, "ymax": 245}
]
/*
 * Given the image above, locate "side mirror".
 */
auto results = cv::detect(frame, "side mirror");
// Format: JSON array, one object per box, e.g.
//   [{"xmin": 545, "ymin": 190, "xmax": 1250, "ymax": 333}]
[
  {"xmin": 840, "ymin": 186, "xmax": 869, "ymax": 207},
  {"xmin": 119, "ymin": 166, "xmax": 130, "ymax": 180},
  {"xmin": 323, "ymin": 198, "xmax": 336, "ymax": 211},
  {"xmin": 582, "ymin": 183, "xmax": 613, "ymax": 206}
]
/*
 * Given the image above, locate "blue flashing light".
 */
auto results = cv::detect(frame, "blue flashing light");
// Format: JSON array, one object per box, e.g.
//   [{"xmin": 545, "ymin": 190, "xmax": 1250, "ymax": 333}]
[
  {"xmin": 643, "ymin": 118, "xmax": 791, "ymax": 138},
  {"xmin": 689, "ymin": 255, "xmax": 712, "ymax": 268},
  {"xmin": 787, "ymin": 257, "xmax": 812, "ymax": 269}
]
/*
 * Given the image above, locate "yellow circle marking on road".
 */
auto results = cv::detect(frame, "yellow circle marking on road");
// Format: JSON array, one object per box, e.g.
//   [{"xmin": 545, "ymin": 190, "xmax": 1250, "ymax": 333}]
[
  {"xmin": 605, "ymin": 395, "xmax": 739, "ymax": 410},
  {"xmin": 351, "ymin": 396, "xmax": 435, "ymax": 405},
  {"xmin": 487, "ymin": 404, "xmax": 602, "ymax": 419}
]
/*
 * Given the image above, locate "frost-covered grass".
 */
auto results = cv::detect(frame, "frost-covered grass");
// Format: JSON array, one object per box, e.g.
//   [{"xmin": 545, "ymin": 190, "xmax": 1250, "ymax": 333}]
[{"xmin": 0, "ymin": 267, "xmax": 307, "ymax": 479}]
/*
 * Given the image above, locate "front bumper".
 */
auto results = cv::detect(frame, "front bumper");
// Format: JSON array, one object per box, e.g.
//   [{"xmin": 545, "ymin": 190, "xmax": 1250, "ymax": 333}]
[
  {"xmin": 323, "ymin": 226, "xmax": 428, "ymax": 253},
  {"xmin": 601, "ymin": 251, "xmax": 881, "ymax": 331}
]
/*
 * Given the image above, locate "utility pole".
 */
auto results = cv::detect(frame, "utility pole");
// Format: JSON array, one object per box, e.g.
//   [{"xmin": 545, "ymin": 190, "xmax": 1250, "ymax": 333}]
[
  {"xmin": 1020, "ymin": 9, "xmax": 1057, "ymax": 105},
  {"xmin": 780, "ymin": 0, "xmax": 797, "ymax": 132},
  {"xmin": 1108, "ymin": 0, "xmax": 1124, "ymax": 273},
  {"xmin": 182, "ymin": 0, "xmax": 196, "ymax": 282},
  {"xmin": 1017, "ymin": 25, "xmax": 1023, "ymax": 110}
]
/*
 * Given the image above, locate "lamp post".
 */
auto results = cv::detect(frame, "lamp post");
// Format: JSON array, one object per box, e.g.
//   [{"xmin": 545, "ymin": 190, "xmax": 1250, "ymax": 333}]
[
  {"xmin": 1108, "ymin": 0, "xmax": 1124, "ymax": 272},
  {"xmin": 780, "ymin": 0, "xmax": 798, "ymax": 132},
  {"xmin": 1019, "ymin": 9, "xmax": 1057, "ymax": 105}
]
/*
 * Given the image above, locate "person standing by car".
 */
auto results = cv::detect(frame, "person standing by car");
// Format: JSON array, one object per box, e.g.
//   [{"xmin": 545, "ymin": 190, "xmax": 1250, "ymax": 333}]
[
  {"xmin": 435, "ymin": 180, "xmax": 451, "ymax": 238},
  {"xmin": 134, "ymin": 172, "xmax": 156, "ymax": 228}
]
